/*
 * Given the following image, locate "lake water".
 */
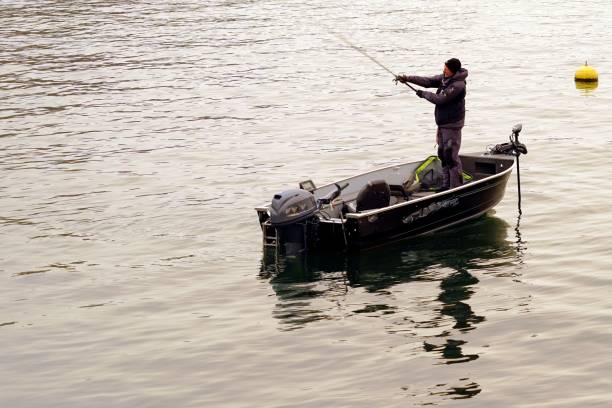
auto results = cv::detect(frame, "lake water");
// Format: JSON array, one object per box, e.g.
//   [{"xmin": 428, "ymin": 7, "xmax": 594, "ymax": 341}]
[{"xmin": 2, "ymin": 1, "xmax": 612, "ymax": 407}]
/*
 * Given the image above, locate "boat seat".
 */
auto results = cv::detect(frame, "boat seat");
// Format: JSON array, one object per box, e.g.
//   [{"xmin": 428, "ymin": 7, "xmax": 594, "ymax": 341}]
[{"xmin": 355, "ymin": 180, "xmax": 391, "ymax": 212}]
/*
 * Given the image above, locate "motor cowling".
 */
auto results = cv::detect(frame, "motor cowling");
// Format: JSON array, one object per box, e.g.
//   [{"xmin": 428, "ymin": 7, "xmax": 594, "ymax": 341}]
[
  {"xmin": 269, "ymin": 189, "xmax": 316, "ymax": 226},
  {"xmin": 269, "ymin": 189, "xmax": 318, "ymax": 255}
]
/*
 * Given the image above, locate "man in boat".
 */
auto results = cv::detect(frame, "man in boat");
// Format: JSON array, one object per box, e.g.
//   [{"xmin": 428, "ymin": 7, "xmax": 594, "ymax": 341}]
[{"xmin": 396, "ymin": 58, "xmax": 468, "ymax": 190}]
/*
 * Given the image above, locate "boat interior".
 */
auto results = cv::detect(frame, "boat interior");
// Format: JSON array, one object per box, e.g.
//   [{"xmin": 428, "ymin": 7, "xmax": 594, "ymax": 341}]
[{"xmin": 309, "ymin": 152, "xmax": 515, "ymax": 220}]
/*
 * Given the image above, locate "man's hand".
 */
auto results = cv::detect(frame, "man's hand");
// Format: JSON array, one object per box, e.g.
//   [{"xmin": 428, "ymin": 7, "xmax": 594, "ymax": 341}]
[
  {"xmin": 416, "ymin": 90, "xmax": 424, "ymax": 98},
  {"xmin": 395, "ymin": 74, "xmax": 408, "ymax": 84}
]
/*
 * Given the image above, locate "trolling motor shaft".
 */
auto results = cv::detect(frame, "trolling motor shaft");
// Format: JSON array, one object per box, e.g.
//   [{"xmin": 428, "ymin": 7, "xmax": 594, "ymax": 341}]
[
  {"xmin": 488, "ymin": 124, "xmax": 528, "ymax": 214},
  {"xmin": 510, "ymin": 124, "xmax": 525, "ymax": 214}
]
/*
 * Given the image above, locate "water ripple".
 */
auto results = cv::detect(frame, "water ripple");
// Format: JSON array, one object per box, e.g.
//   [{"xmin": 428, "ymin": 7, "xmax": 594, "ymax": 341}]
[{"xmin": 2, "ymin": 0, "xmax": 612, "ymax": 406}]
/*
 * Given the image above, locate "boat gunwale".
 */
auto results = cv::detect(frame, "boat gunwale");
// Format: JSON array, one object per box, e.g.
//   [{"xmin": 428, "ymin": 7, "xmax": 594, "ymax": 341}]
[
  {"xmin": 255, "ymin": 153, "xmax": 516, "ymax": 218},
  {"xmin": 344, "ymin": 158, "xmax": 515, "ymax": 219}
]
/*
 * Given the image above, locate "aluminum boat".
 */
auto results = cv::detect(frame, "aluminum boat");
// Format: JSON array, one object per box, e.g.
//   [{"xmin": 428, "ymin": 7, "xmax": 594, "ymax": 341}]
[{"xmin": 256, "ymin": 124, "xmax": 526, "ymax": 254}]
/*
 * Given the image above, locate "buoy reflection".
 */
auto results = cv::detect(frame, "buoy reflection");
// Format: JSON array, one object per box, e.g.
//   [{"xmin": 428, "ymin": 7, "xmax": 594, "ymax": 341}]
[{"xmin": 575, "ymin": 80, "xmax": 598, "ymax": 94}]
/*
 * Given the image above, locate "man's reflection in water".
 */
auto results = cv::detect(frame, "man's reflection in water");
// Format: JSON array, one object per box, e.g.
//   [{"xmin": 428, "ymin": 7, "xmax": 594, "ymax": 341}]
[
  {"xmin": 260, "ymin": 215, "xmax": 526, "ymax": 398},
  {"xmin": 422, "ymin": 266, "xmax": 483, "ymax": 365}
]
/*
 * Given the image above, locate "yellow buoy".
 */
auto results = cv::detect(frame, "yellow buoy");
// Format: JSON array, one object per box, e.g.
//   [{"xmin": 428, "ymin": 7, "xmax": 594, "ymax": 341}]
[{"xmin": 575, "ymin": 61, "xmax": 598, "ymax": 82}]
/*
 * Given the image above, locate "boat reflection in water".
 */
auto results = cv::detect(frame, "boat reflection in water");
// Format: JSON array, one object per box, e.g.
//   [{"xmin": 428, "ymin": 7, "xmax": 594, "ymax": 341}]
[{"xmin": 260, "ymin": 214, "xmax": 526, "ymax": 373}]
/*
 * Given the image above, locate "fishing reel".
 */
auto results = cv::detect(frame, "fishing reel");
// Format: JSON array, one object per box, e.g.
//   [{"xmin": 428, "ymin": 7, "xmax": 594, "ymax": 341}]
[{"xmin": 394, "ymin": 74, "xmax": 407, "ymax": 85}]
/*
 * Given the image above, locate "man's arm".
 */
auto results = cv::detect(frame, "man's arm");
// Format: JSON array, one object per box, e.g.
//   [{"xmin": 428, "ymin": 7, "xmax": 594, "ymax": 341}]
[
  {"xmin": 420, "ymin": 82, "xmax": 464, "ymax": 105},
  {"xmin": 398, "ymin": 74, "xmax": 443, "ymax": 88}
]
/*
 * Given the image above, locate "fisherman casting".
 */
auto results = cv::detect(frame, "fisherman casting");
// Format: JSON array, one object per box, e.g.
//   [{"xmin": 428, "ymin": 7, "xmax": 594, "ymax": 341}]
[
  {"xmin": 259, "ymin": 33, "xmax": 529, "ymax": 253},
  {"xmin": 396, "ymin": 58, "xmax": 468, "ymax": 190}
]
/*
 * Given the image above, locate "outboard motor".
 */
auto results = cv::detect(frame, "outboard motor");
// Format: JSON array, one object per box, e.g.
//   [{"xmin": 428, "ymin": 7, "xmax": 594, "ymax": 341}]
[{"xmin": 269, "ymin": 189, "xmax": 318, "ymax": 255}]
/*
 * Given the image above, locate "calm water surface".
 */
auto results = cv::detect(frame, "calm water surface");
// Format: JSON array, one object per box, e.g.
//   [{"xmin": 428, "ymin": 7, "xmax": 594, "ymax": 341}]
[{"xmin": 2, "ymin": 1, "xmax": 612, "ymax": 407}]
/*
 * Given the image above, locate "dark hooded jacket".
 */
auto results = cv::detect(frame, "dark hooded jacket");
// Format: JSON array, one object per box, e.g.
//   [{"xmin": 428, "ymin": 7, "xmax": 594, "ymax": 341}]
[{"xmin": 407, "ymin": 68, "xmax": 468, "ymax": 128}]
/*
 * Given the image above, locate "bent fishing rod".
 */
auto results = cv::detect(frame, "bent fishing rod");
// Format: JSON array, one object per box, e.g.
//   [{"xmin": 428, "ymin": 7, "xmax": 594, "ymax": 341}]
[{"xmin": 328, "ymin": 30, "xmax": 419, "ymax": 93}]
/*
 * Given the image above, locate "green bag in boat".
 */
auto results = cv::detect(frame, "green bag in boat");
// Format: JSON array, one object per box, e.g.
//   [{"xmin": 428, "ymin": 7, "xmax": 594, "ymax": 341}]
[{"xmin": 403, "ymin": 156, "xmax": 473, "ymax": 192}]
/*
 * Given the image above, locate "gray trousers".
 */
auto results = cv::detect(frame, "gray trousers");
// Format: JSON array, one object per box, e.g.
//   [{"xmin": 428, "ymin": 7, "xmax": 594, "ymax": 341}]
[{"xmin": 436, "ymin": 127, "xmax": 463, "ymax": 188}]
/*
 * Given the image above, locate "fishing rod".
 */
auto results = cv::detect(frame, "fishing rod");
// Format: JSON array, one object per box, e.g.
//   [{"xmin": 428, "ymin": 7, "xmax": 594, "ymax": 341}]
[{"xmin": 328, "ymin": 30, "xmax": 418, "ymax": 93}]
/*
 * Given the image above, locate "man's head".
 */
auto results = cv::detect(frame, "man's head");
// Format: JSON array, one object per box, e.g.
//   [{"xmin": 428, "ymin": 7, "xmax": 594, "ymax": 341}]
[{"xmin": 444, "ymin": 58, "xmax": 461, "ymax": 77}]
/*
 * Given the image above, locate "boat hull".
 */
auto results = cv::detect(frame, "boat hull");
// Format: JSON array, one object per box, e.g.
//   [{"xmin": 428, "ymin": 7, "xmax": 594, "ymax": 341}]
[
  {"xmin": 343, "ymin": 168, "xmax": 512, "ymax": 249},
  {"xmin": 256, "ymin": 152, "xmax": 516, "ymax": 252}
]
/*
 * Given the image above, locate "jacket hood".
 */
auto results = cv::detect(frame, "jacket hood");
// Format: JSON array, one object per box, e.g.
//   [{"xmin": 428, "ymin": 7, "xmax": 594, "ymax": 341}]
[
  {"xmin": 441, "ymin": 68, "xmax": 467, "ymax": 87},
  {"xmin": 450, "ymin": 68, "xmax": 468, "ymax": 82}
]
